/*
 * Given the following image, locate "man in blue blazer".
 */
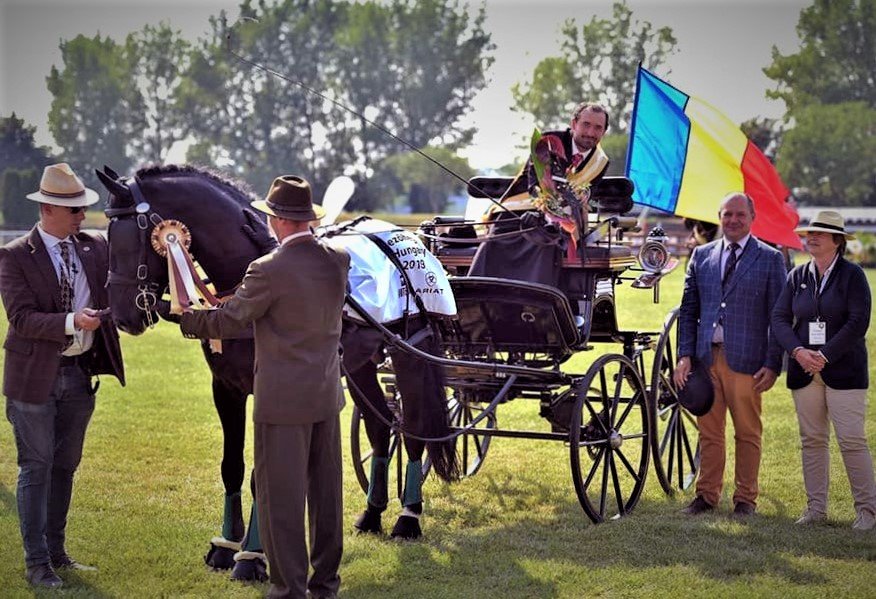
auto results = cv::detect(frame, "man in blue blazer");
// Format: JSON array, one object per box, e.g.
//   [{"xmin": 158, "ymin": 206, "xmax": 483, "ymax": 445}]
[{"xmin": 674, "ymin": 192, "xmax": 786, "ymax": 517}]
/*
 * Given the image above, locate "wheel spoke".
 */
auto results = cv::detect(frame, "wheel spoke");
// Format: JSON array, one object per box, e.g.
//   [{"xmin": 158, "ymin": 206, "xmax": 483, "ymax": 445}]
[
  {"xmin": 614, "ymin": 446, "xmax": 641, "ymax": 481},
  {"xmin": 610, "ymin": 363, "xmax": 626, "ymax": 422},
  {"xmin": 615, "ymin": 392, "xmax": 638, "ymax": 429},
  {"xmin": 583, "ymin": 446, "xmax": 605, "ymax": 488},
  {"xmin": 682, "ymin": 419, "xmax": 697, "ymax": 471},
  {"xmin": 609, "ymin": 452, "xmax": 625, "ymax": 516},
  {"xmin": 599, "ymin": 447, "xmax": 611, "ymax": 517},
  {"xmin": 360, "ymin": 447, "xmax": 375, "ymax": 467}
]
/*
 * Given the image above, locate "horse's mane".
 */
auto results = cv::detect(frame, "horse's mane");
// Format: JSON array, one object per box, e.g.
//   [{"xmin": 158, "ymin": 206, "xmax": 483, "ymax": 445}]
[{"xmin": 135, "ymin": 164, "xmax": 258, "ymax": 208}]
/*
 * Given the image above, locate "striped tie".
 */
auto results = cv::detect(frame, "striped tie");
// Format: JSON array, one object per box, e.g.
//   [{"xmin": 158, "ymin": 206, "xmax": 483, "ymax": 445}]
[{"xmin": 722, "ymin": 242, "xmax": 740, "ymax": 288}]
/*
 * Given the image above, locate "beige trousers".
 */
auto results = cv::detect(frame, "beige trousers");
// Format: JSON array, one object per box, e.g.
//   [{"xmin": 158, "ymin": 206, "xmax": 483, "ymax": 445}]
[{"xmin": 792, "ymin": 374, "xmax": 876, "ymax": 517}]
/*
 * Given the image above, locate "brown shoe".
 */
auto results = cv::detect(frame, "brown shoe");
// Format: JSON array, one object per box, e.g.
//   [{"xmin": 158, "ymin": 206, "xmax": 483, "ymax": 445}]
[
  {"xmin": 26, "ymin": 563, "xmax": 63, "ymax": 588},
  {"xmin": 732, "ymin": 502, "xmax": 756, "ymax": 518},
  {"xmin": 681, "ymin": 495, "xmax": 714, "ymax": 515}
]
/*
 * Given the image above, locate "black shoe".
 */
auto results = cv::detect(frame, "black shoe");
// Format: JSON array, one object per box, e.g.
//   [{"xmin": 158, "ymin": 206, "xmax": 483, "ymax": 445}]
[
  {"xmin": 681, "ymin": 495, "xmax": 714, "ymax": 516},
  {"xmin": 26, "ymin": 563, "xmax": 63, "ymax": 588},
  {"xmin": 51, "ymin": 554, "xmax": 98, "ymax": 571},
  {"xmin": 732, "ymin": 502, "xmax": 756, "ymax": 518}
]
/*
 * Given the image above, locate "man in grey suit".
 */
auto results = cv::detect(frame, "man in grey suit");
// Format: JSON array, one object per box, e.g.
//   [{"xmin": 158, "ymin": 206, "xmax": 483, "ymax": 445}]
[
  {"xmin": 180, "ymin": 176, "xmax": 350, "ymax": 599},
  {"xmin": 1, "ymin": 163, "xmax": 125, "ymax": 588},
  {"xmin": 674, "ymin": 192, "xmax": 786, "ymax": 518}
]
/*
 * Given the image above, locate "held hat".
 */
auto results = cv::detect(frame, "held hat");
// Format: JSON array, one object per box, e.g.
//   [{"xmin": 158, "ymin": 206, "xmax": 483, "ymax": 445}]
[
  {"xmin": 677, "ymin": 357, "xmax": 714, "ymax": 417},
  {"xmin": 251, "ymin": 175, "xmax": 325, "ymax": 222},
  {"xmin": 26, "ymin": 163, "xmax": 99, "ymax": 207},
  {"xmin": 794, "ymin": 210, "xmax": 855, "ymax": 240}
]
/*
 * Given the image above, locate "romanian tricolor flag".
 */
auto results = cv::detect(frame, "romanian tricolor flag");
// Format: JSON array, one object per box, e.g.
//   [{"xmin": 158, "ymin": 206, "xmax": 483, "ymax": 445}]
[{"xmin": 626, "ymin": 66, "xmax": 801, "ymax": 249}]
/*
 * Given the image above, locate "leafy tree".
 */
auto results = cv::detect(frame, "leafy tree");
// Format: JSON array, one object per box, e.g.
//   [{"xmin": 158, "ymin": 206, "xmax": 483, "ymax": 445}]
[
  {"xmin": 377, "ymin": 146, "xmax": 475, "ymax": 213},
  {"xmin": 179, "ymin": 0, "xmax": 493, "ymax": 208},
  {"xmin": 1, "ymin": 168, "xmax": 40, "ymax": 227},
  {"xmin": 740, "ymin": 117, "xmax": 782, "ymax": 155},
  {"xmin": 125, "ymin": 22, "xmax": 192, "ymax": 163},
  {"xmin": 764, "ymin": 0, "xmax": 875, "ymax": 205},
  {"xmin": 46, "ymin": 34, "xmax": 144, "ymax": 190},
  {"xmin": 764, "ymin": 0, "xmax": 875, "ymax": 111},
  {"xmin": 776, "ymin": 101, "xmax": 876, "ymax": 206},
  {"xmin": 0, "ymin": 113, "xmax": 53, "ymax": 174},
  {"xmin": 512, "ymin": 1, "xmax": 676, "ymax": 133},
  {"xmin": 0, "ymin": 114, "xmax": 53, "ymax": 225}
]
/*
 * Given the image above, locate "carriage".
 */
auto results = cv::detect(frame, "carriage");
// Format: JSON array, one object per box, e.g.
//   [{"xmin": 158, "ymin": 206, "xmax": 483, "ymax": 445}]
[
  {"xmin": 343, "ymin": 174, "xmax": 701, "ymax": 523},
  {"xmin": 96, "ymin": 163, "xmax": 702, "ymax": 580}
]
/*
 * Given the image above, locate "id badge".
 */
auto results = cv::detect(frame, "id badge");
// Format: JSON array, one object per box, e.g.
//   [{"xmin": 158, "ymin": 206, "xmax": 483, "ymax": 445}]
[{"xmin": 808, "ymin": 320, "xmax": 826, "ymax": 345}]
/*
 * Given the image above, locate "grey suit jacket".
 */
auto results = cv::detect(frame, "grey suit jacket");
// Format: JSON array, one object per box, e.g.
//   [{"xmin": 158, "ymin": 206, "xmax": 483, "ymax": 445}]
[
  {"xmin": 0, "ymin": 227, "xmax": 125, "ymax": 403},
  {"xmin": 678, "ymin": 236, "xmax": 786, "ymax": 375},
  {"xmin": 181, "ymin": 237, "xmax": 350, "ymax": 425}
]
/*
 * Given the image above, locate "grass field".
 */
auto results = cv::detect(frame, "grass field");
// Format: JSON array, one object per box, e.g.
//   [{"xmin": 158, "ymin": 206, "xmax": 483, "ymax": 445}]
[{"xmin": 1, "ymin": 269, "xmax": 875, "ymax": 598}]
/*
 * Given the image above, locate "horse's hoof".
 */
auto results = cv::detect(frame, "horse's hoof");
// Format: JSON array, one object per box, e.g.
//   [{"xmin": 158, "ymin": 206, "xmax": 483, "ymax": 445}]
[
  {"xmin": 205, "ymin": 537, "xmax": 241, "ymax": 570},
  {"xmin": 353, "ymin": 509, "xmax": 383, "ymax": 534},
  {"xmin": 390, "ymin": 515, "xmax": 422, "ymax": 540},
  {"xmin": 230, "ymin": 551, "xmax": 268, "ymax": 582}
]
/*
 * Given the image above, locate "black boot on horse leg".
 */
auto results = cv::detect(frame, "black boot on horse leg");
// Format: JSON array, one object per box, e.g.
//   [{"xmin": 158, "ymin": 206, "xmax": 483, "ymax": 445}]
[
  {"xmin": 205, "ymin": 376, "xmax": 248, "ymax": 570},
  {"xmin": 230, "ymin": 503, "xmax": 268, "ymax": 582},
  {"xmin": 204, "ymin": 491, "xmax": 244, "ymax": 569},
  {"xmin": 230, "ymin": 476, "xmax": 268, "ymax": 582},
  {"xmin": 391, "ymin": 459, "xmax": 424, "ymax": 540},
  {"xmin": 354, "ymin": 455, "xmax": 389, "ymax": 534}
]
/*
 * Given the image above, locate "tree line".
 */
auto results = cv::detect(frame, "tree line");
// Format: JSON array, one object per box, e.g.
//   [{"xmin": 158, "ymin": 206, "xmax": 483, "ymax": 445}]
[{"xmin": 1, "ymin": 0, "xmax": 873, "ymax": 227}]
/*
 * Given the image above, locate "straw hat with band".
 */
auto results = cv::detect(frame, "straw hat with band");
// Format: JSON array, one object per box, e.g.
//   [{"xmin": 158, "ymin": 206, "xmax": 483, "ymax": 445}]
[
  {"xmin": 26, "ymin": 163, "xmax": 99, "ymax": 207},
  {"xmin": 252, "ymin": 175, "xmax": 325, "ymax": 222},
  {"xmin": 794, "ymin": 210, "xmax": 855, "ymax": 240}
]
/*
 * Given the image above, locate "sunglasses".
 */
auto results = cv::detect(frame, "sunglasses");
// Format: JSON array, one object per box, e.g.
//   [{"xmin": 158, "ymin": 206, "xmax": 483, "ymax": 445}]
[{"xmin": 67, "ymin": 206, "xmax": 87, "ymax": 214}]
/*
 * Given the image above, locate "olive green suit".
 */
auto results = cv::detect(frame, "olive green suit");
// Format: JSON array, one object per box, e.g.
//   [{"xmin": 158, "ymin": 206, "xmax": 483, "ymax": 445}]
[{"xmin": 181, "ymin": 236, "xmax": 349, "ymax": 598}]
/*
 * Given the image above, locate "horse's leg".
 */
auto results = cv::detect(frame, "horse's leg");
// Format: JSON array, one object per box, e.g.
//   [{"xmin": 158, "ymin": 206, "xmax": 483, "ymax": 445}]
[
  {"xmin": 230, "ymin": 475, "xmax": 268, "ymax": 582},
  {"xmin": 204, "ymin": 378, "xmax": 248, "ymax": 570},
  {"xmin": 342, "ymin": 322, "xmax": 393, "ymax": 534},
  {"xmin": 386, "ymin": 321, "xmax": 460, "ymax": 540},
  {"xmin": 347, "ymin": 361, "xmax": 393, "ymax": 534}
]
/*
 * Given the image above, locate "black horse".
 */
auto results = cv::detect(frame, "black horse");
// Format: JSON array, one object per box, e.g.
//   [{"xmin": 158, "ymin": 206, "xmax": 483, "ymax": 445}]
[{"xmin": 95, "ymin": 164, "xmax": 458, "ymax": 575}]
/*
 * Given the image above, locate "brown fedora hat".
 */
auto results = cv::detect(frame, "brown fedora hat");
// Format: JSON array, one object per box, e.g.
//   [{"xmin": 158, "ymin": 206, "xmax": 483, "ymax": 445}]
[
  {"xmin": 252, "ymin": 175, "xmax": 325, "ymax": 222},
  {"xmin": 26, "ymin": 163, "xmax": 99, "ymax": 207}
]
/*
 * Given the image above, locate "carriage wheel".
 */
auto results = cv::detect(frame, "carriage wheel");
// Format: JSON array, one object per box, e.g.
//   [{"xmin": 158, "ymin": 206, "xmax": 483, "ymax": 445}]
[
  {"xmin": 445, "ymin": 393, "xmax": 496, "ymax": 477},
  {"xmin": 649, "ymin": 308, "xmax": 701, "ymax": 494},
  {"xmin": 570, "ymin": 354, "xmax": 650, "ymax": 523}
]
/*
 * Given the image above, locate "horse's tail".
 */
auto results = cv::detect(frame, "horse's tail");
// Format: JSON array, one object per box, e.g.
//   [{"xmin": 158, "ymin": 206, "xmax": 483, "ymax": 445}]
[{"xmin": 389, "ymin": 330, "xmax": 460, "ymax": 483}]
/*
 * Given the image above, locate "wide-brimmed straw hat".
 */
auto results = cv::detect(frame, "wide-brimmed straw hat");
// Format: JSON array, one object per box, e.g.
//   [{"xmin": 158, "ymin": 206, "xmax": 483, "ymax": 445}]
[
  {"xmin": 251, "ymin": 175, "xmax": 325, "ymax": 222},
  {"xmin": 26, "ymin": 163, "xmax": 99, "ymax": 206},
  {"xmin": 794, "ymin": 210, "xmax": 856, "ymax": 240}
]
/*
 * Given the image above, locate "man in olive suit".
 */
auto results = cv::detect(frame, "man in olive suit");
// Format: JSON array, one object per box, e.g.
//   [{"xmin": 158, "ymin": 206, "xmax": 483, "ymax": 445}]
[{"xmin": 180, "ymin": 176, "xmax": 350, "ymax": 599}]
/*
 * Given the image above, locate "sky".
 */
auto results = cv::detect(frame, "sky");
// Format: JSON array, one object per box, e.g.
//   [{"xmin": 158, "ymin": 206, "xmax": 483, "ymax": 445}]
[{"xmin": 0, "ymin": 0, "xmax": 809, "ymax": 170}]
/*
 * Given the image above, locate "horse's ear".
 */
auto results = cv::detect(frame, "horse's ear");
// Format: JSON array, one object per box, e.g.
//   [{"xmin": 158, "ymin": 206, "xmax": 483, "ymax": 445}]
[
  {"xmin": 95, "ymin": 168, "xmax": 129, "ymax": 199},
  {"xmin": 103, "ymin": 165, "xmax": 120, "ymax": 180}
]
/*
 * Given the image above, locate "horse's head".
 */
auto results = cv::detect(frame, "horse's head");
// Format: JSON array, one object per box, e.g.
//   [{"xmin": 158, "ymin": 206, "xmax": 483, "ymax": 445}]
[{"xmin": 95, "ymin": 166, "xmax": 167, "ymax": 335}]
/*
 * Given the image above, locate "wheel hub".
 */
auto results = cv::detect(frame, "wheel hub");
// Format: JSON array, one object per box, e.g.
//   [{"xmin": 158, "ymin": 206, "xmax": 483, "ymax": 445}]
[{"xmin": 609, "ymin": 430, "xmax": 623, "ymax": 449}]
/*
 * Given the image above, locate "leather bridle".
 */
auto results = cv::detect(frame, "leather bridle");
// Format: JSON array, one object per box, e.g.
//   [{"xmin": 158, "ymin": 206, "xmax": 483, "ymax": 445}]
[{"xmin": 104, "ymin": 176, "xmax": 166, "ymax": 328}]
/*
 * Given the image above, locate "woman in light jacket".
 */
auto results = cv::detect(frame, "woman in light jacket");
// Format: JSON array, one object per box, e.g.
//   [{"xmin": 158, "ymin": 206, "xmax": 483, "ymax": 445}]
[{"xmin": 771, "ymin": 210, "xmax": 875, "ymax": 530}]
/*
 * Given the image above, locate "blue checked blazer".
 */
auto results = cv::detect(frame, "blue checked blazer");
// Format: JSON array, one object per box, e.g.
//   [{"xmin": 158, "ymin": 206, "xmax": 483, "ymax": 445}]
[{"xmin": 678, "ymin": 236, "xmax": 786, "ymax": 375}]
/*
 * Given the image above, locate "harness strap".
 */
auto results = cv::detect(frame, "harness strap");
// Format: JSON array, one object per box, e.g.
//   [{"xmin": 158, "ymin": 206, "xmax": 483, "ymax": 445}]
[{"xmin": 362, "ymin": 232, "xmax": 430, "ymax": 337}]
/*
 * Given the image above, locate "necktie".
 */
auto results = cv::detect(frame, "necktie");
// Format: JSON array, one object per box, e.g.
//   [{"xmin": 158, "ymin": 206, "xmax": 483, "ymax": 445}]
[
  {"xmin": 59, "ymin": 241, "xmax": 74, "ymax": 351},
  {"xmin": 59, "ymin": 241, "xmax": 74, "ymax": 311},
  {"xmin": 722, "ymin": 242, "xmax": 740, "ymax": 288}
]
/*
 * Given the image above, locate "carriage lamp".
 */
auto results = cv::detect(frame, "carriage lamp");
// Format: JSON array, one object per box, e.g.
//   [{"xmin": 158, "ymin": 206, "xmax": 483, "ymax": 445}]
[{"xmin": 637, "ymin": 225, "xmax": 670, "ymax": 273}]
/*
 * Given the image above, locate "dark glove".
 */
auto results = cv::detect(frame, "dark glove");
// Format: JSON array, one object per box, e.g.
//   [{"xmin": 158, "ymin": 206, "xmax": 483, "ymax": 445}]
[{"xmin": 156, "ymin": 299, "xmax": 181, "ymax": 324}]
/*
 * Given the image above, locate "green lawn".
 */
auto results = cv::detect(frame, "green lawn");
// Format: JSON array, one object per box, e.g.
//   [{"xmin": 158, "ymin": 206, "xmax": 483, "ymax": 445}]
[{"xmin": 1, "ymin": 268, "xmax": 875, "ymax": 598}]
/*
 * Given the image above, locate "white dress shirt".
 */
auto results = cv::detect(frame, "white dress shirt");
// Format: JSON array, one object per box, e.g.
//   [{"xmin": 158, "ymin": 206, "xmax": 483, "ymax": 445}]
[{"xmin": 37, "ymin": 226, "xmax": 94, "ymax": 355}]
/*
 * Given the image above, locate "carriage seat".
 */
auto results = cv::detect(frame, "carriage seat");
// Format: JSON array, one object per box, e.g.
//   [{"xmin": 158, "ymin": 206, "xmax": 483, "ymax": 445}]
[
  {"xmin": 467, "ymin": 175, "xmax": 635, "ymax": 215},
  {"xmin": 443, "ymin": 276, "xmax": 580, "ymax": 361}
]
